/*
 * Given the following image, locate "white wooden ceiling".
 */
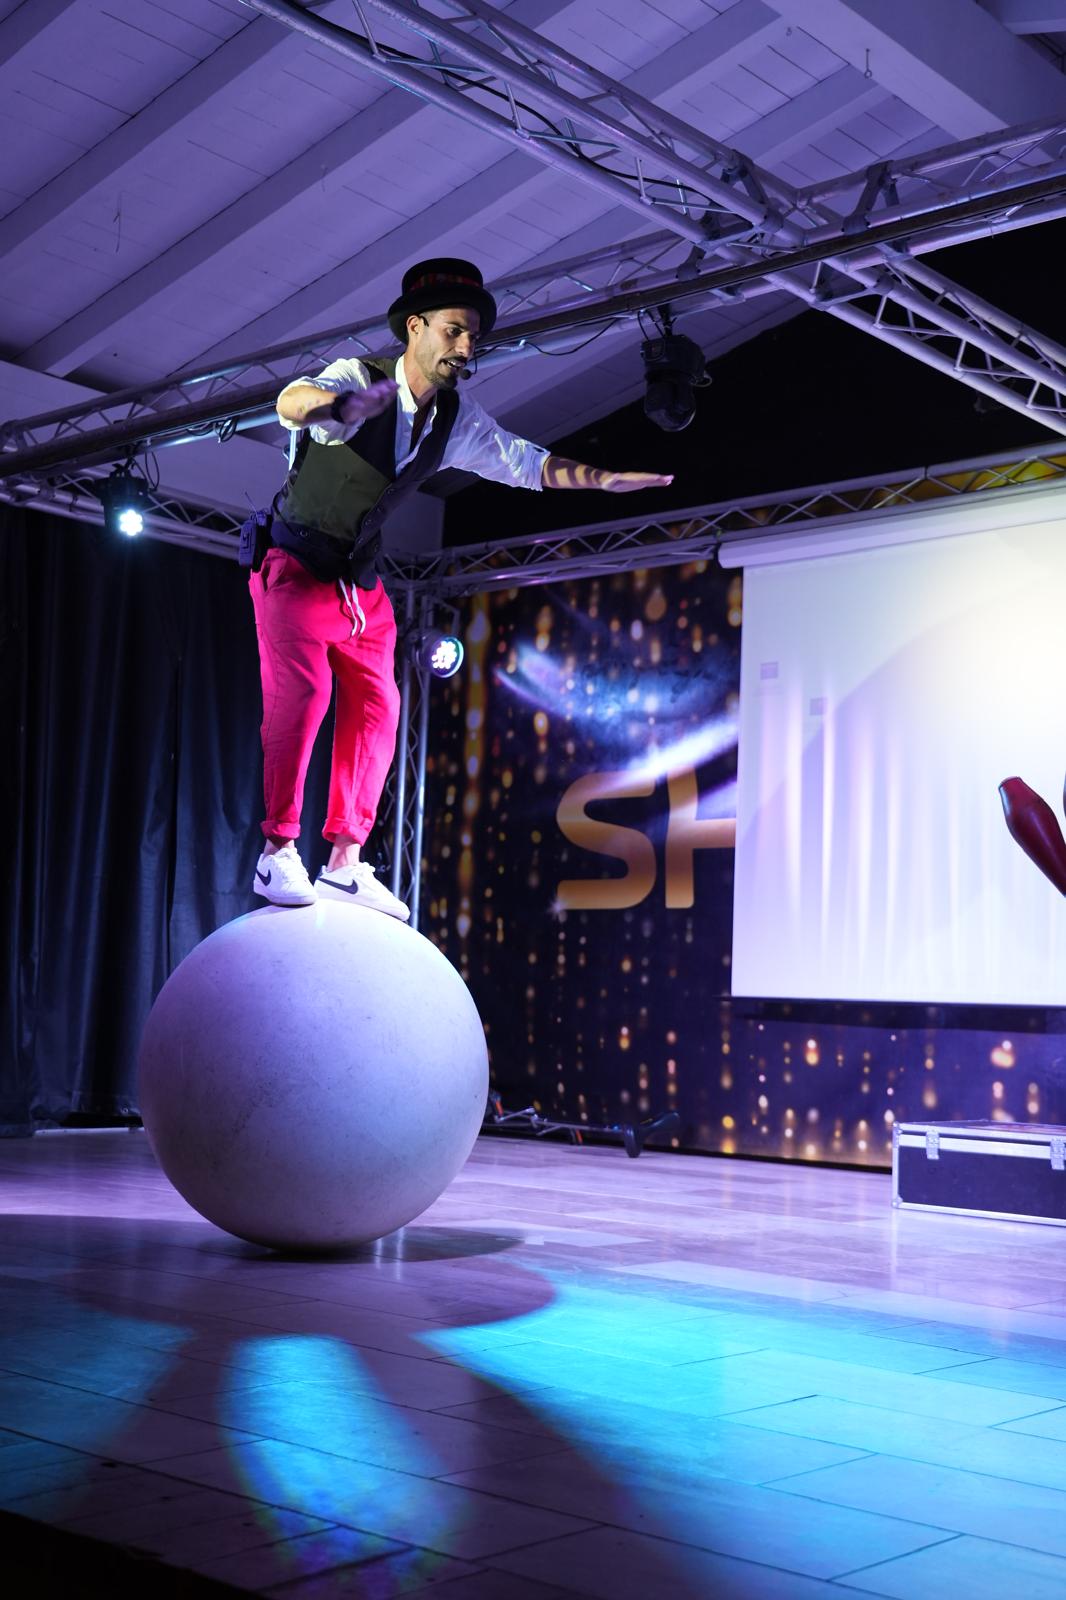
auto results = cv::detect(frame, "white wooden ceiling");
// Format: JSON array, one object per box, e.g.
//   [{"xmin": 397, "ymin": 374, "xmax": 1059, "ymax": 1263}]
[{"xmin": 2, "ymin": 0, "xmax": 1065, "ymax": 516}]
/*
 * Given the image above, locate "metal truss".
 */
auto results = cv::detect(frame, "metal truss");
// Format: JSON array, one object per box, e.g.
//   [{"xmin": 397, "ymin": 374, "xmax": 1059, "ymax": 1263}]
[
  {"xmin": 0, "ymin": 471, "xmax": 244, "ymax": 558},
  {"xmin": 12, "ymin": 441, "xmax": 1066, "ymax": 581},
  {"xmin": 6, "ymin": 131, "xmax": 1066, "ymax": 476},
  {"xmin": 247, "ymin": 0, "xmax": 799, "ymax": 244},
  {"xmin": 745, "ymin": 246, "xmax": 1066, "ymax": 433},
  {"xmin": 0, "ymin": 229, "xmax": 701, "ymax": 481},
  {"xmin": 236, "ymin": 1, "xmax": 1066, "ymax": 429},
  {"xmin": 384, "ymin": 443, "xmax": 1066, "ymax": 600},
  {"xmin": 12, "ymin": 435, "xmax": 1066, "ymax": 920},
  {"xmin": 7, "ymin": 5, "xmax": 1066, "ymax": 473},
  {"xmin": 802, "ymin": 114, "xmax": 1066, "ymax": 231},
  {"xmin": 7, "ymin": 154, "xmax": 1066, "ymax": 484}
]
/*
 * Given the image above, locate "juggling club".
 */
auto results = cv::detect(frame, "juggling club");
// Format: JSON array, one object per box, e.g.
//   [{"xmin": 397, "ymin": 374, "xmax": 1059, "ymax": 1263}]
[{"xmin": 999, "ymin": 776, "xmax": 1066, "ymax": 895}]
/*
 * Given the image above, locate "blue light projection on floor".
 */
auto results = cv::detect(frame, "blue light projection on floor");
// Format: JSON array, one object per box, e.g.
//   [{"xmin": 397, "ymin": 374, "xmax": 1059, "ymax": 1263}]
[{"xmin": 13, "ymin": 1253, "xmax": 1066, "ymax": 1591}]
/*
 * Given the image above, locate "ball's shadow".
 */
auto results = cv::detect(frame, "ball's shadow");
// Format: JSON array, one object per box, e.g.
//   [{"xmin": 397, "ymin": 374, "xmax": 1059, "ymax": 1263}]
[{"xmin": 213, "ymin": 1224, "xmax": 523, "ymax": 1265}]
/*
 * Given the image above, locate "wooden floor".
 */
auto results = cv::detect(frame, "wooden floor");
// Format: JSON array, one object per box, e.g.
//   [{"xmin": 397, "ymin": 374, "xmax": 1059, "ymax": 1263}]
[{"xmin": 3, "ymin": 1134, "xmax": 1066, "ymax": 1599}]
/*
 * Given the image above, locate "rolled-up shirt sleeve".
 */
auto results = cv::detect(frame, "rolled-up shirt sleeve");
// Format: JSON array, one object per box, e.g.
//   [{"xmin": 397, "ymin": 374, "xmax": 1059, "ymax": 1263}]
[
  {"xmin": 446, "ymin": 395, "xmax": 547, "ymax": 491},
  {"xmin": 277, "ymin": 358, "xmax": 372, "ymax": 444}
]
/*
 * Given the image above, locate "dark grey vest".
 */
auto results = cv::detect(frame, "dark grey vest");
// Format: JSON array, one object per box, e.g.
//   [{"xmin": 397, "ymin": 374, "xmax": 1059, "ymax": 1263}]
[{"xmin": 274, "ymin": 357, "xmax": 460, "ymax": 587}]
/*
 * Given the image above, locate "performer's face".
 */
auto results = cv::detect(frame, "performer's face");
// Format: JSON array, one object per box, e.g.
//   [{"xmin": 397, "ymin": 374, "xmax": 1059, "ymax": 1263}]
[{"xmin": 408, "ymin": 308, "xmax": 480, "ymax": 390}]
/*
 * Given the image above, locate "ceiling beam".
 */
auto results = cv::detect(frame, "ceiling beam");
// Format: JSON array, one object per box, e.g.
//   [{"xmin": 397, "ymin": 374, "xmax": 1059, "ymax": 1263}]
[
  {"xmin": 769, "ymin": 0, "xmax": 1066, "ymax": 134},
  {"xmin": 0, "ymin": 0, "xmax": 79, "ymax": 68},
  {"xmin": 0, "ymin": 14, "xmax": 290, "ymax": 262},
  {"xmin": 979, "ymin": 1, "xmax": 1066, "ymax": 31},
  {"xmin": 17, "ymin": 91, "xmax": 417, "ymax": 375},
  {"xmin": 620, "ymin": 0, "xmax": 783, "ymax": 101},
  {"xmin": 184, "ymin": 154, "xmax": 576, "ymax": 369},
  {"xmin": 741, "ymin": 65, "xmax": 887, "ymax": 163},
  {"xmin": 14, "ymin": 0, "xmax": 583, "ymax": 378}
]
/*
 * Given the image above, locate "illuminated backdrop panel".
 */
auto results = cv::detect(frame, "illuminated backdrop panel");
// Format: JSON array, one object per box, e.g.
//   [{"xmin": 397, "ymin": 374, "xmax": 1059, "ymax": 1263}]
[
  {"xmin": 733, "ymin": 492, "xmax": 1066, "ymax": 1005},
  {"xmin": 423, "ymin": 563, "xmax": 1066, "ymax": 1166}
]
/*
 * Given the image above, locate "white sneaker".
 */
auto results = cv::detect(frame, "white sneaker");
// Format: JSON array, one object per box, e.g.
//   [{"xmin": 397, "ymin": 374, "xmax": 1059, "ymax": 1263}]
[
  {"xmin": 253, "ymin": 843, "xmax": 317, "ymax": 907},
  {"xmin": 316, "ymin": 861, "xmax": 410, "ymax": 921}
]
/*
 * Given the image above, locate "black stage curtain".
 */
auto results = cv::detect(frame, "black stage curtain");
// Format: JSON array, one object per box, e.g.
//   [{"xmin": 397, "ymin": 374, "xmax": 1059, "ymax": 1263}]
[{"xmin": 2, "ymin": 509, "xmax": 332, "ymax": 1134}]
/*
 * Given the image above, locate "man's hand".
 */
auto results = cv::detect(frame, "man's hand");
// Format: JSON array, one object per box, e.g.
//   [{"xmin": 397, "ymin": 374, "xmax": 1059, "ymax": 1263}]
[
  {"xmin": 335, "ymin": 379, "xmax": 397, "ymax": 425},
  {"xmin": 599, "ymin": 470, "xmax": 674, "ymax": 493}
]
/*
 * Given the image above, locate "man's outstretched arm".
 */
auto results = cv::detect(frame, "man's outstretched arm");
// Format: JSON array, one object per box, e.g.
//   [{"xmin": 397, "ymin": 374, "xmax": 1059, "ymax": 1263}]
[
  {"xmin": 277, "ymin": 379, "xmax": 397, "ymax": 431},
  {"xmin": 541, "ymin": 456, "xmax": 673, "ymax": 492}
]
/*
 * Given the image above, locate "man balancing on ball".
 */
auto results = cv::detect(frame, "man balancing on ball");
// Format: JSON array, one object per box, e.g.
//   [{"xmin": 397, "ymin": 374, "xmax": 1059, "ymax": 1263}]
[{"xmin": 245, "ymin": 257, "xmax": 672, "ymax": 921}]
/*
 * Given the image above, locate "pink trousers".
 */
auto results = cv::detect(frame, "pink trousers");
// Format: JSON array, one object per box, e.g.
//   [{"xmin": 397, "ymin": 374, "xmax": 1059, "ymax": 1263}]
[{"xmin": 249, "ymin": 548, "xmax": 401, "ymax": 845}]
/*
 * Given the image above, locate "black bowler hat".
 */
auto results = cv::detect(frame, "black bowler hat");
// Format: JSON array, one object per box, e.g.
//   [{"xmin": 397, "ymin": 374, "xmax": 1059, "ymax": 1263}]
[{"xmin": 387, "ymin": 258, "xmax": 497, "ymax": 343}]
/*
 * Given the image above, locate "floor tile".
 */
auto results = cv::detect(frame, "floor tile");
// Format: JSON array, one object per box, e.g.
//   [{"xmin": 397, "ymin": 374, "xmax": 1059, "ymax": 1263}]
[
  {"xmin": 0, "ymin": 1439, "xmax": 98, "ymax": 1479},
  {"xmin": 774, "ymin": 1452, "xmax": 1066, "ymax": 1558},
  {"xmin": 835, "ymin": 1292, "xmax": 1066, "ymax": 1340},
  {"xmin": 421, "ymin": 1336, "xmax": 819, "ymax": 1418},
  {"xmin": 191, "ymin": 1521, "xmax": 403, "ymax": 1590},
  {"xmin": 876, "ymin": 1320, "xmax": 1066, "ymax": 1367},
  {"xmin": 688, "ymin": 1348, "xmax": 1063, "ymax": 1426},
  {"xmin": 445, "ymin": 1452, "xmax": 949, "ymax": 1579},
  {"xmin": 1000, "ymin": 1404, "xmax": 1066, "ymax": 1441},
  {"xmin": 210, "ymin": 1299, "xmax": 465, "ymax": 1360},
  {"xmin": 60, "ymin": 1483, "xmax": 271, "ymax": 1543},
  {"xmin": 403, "ymin": 1571, "xmax": 589, "ymax": 1600},
  {"xmin": 154, "ymin": 1437, "xmax": 596, "ymax": 1560},
  {"xmin": 19, "ymin": 1263, "xmax": 314, "ymax": 1318},
  {"xmin": 264, "ymin": 1545, "xmax": 476, "ymax": 1596},
  {"xmin": 735, "ymin": 1392, "xmax": 1066, "ymax": 1493},
  {"xmin": 0, "ymin": 1456, "xmax": 141, "ymax": 1511},
  {"xmin": 154, "ymin": 1377, "xmax": 569, "ymax": 1476},
  {"xmin": 0, "ymin": 1340, "xmax": 272, "ymax": 1404},
  {"xmin": 0, "ymin": 1371, "xmax": 262, "ymax": 1463},
  {"xmin": 911, "ymin": 1356, "xmax": 1066, "ymax": 1396},
  {"xmin": 608, "ymin": 1260, "xmax": 847, "ymax": 1302},
  {"xmin": 438, "ymin": 1387, "xmax": 866, "ymax": 1483},
  {"xmin": 491, "ymin": 1524, "xmax": 902, "ymax": 1599},
  {"xmin": 156, "ymin": 1503, "xmax": 333, "ymax": 1564},
  {"xmin": 842, "ymin": 1534, "xmax": 1066, "ymax": 1600}
]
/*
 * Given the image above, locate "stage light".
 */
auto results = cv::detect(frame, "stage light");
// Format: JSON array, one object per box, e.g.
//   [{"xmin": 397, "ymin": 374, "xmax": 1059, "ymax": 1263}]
[
  {"xmin": 96, "ymin": 465, "xmax": 152, "ymax": 537},
  {"xmin": 408, "ymin": 627, "xmax": 465, "ymax": 679},
  {"xmin": 641, "ymin": 329, "xmax": 710, "ymax": 433},
  {"xmin": 428, "ymin": 634, "xmax": 464, "ymax": 677}
]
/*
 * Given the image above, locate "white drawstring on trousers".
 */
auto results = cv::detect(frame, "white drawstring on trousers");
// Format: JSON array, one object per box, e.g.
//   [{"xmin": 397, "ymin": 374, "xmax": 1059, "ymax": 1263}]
[{"xmin": 338, "ymin": 579, "xmax": 366, "ymax": 639}]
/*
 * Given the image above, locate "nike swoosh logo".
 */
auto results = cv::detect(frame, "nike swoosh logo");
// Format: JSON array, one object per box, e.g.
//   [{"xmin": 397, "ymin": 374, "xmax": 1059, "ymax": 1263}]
[
  {"xmin": 256, "ymin": 868, "xmax": 271, "ymax": 886},
  {"xmin": 319, "ymin": 878, "xmax": 359, "ymax": 895}
]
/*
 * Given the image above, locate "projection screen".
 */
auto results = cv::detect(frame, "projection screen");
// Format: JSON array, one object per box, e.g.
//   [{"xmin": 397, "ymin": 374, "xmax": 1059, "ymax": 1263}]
[{"xmin": 726, "ymin": 481, "xmax": 1066, "ymax": 1006}]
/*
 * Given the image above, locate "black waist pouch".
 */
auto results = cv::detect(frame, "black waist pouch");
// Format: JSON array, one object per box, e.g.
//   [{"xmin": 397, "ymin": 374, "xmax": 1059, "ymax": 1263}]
[{"xmin": 270, "ymin": 516, "xmax": 381, "ymax": 589}]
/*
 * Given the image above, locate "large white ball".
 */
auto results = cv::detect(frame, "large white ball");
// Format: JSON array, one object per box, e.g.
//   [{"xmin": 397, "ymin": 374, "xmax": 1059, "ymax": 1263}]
[{"xmin": 137, "ymin": 903, "xmax": 488, "ymax": 1251}]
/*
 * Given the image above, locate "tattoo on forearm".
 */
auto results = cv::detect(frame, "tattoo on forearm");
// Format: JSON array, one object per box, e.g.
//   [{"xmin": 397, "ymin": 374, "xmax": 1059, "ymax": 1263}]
[
  {"xmin": 542, "ymin": 456, "xmax": 604, "ymax": 490},
  {"xmin": 277, "ymin": 385, "xmax": 338, "ymax": 427}
]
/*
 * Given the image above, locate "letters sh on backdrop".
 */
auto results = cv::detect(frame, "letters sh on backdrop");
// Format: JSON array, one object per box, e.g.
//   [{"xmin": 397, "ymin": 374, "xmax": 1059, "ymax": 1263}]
[{"xmin": 555, "ymin": 767, "xmax": 736, "ymax": 911}]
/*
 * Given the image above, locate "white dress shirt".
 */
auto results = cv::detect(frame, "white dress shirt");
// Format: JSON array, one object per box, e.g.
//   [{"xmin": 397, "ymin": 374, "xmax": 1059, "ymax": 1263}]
[{"xmin": 280, "ymin": 356, "xmax": 547, "ymax": 492}]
